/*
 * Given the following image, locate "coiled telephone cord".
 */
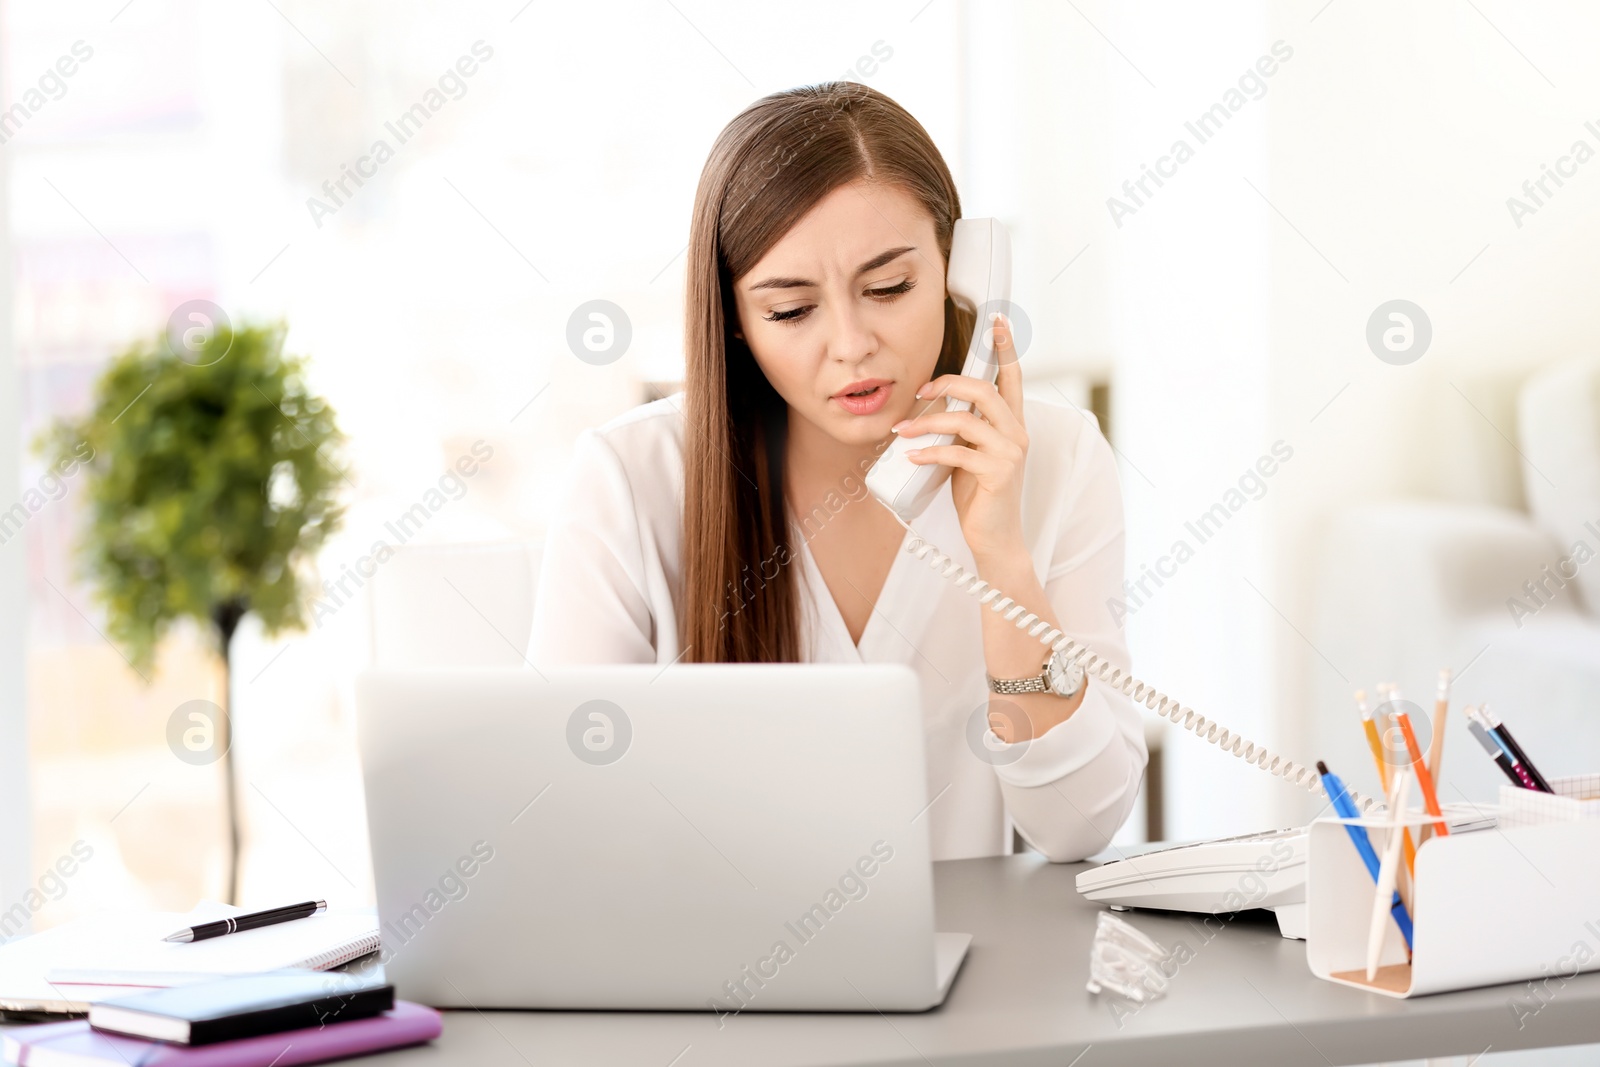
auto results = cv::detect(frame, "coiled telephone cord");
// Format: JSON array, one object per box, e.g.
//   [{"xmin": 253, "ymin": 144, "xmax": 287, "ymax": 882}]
[{"xmin": 885, "ymin": 508, "xmax": 1377, "ymax": 815}]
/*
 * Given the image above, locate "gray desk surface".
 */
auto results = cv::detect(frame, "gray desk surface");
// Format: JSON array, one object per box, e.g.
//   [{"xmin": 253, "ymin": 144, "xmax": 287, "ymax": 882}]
[{"xmin": 10, "ymin": 854, "xmax": 1600, "ymax": 1066}]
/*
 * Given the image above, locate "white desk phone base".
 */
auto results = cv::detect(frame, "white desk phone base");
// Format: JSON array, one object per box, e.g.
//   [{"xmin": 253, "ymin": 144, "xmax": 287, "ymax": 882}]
[{"xmin": 1073, "ymin": 805, "xmax": 1497, "ymax": 938}]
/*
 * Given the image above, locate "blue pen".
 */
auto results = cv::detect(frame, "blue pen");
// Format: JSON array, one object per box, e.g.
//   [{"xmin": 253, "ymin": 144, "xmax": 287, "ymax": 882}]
[
  {"xmin": 1317, "ymin": 760, "xmax": 1414, "ymax": 951},
  {"xmin": 1476, "ymin": 705, "xmax": 1554, "ymax": 793}
]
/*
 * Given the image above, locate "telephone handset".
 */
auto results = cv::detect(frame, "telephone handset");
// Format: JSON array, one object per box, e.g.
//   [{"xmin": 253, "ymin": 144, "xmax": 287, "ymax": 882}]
[
  {"xmin": 866, "ymin": 217, "xmax": 1012, "ymax": 523},
  {"xmin": 864, "ymin": 217, "xmax": 1375, "ymax": 814}
]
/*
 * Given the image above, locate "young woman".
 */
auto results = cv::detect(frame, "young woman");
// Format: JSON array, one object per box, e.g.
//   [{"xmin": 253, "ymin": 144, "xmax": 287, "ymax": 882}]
[{"xmin": 529, "ymin": 82, "xmax": 1145, "ymax": 862}]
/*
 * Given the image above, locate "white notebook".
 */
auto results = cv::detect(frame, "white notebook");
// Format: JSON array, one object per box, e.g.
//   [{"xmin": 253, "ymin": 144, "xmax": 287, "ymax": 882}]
[{"xmin": 0, "ymin": 903, "xmax": 379, "ymax": 1013}]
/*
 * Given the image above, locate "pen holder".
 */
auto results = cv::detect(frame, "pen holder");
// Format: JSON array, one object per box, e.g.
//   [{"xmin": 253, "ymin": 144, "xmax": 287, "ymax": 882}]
[
  {"xmin": 1499, "ymin": 774, "xmax": 1600, "ymax": 830},
  {"xmin": 1306, "ymin": 811, "xmax": 1600, "ymax": 997}
]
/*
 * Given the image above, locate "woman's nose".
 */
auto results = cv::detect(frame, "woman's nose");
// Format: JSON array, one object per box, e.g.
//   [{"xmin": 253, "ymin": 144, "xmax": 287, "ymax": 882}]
[{"xmin": 822, "ymin": 297, "xmax": 875, "ymax": 362}]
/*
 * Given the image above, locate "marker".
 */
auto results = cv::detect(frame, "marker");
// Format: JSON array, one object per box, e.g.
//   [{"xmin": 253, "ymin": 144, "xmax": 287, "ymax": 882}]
[{"xmin": 1317, "ymin": 760, "xmax": 1414, "ymax": 952}]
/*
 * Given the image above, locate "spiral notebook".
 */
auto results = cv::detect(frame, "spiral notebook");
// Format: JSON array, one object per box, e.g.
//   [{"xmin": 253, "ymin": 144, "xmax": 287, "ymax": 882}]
[{"xmin": 0, "ymin": 905, "xmax": 380, "ymax": 1013}]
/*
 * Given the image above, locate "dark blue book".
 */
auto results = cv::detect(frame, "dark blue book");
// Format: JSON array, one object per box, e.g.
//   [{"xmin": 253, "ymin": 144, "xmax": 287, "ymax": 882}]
[{"xmin": 87, "ymin": 969, "xmax": 392, "ymax": 1046}]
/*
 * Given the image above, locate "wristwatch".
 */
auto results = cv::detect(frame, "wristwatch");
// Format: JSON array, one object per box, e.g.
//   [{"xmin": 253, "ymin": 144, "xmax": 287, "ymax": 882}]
[{"xmin": 987, "ymin": 649, "xmax": 1085, "ymax": 698}]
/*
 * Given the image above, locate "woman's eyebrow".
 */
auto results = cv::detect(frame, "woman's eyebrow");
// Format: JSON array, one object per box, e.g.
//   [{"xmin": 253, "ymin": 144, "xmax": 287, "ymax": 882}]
[{"xmin": 746, "ymin": 245, "xmax": 917, "ymax": 292}]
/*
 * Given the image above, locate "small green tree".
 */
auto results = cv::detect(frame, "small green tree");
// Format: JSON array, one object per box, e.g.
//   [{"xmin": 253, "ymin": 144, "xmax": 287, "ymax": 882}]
[{"xmin": 40, "ymin": 319, "xmax": 346, "ymax": 905}]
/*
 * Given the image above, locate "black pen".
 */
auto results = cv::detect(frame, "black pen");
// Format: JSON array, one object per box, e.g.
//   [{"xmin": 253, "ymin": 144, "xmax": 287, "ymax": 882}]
[
  {"xmin": 162, "ymin": 900, "xmax": 327, "ymax": 943},
  {"xmin": 1479, "ymin": 705, "xmax": 1554, "ymax": 793}
]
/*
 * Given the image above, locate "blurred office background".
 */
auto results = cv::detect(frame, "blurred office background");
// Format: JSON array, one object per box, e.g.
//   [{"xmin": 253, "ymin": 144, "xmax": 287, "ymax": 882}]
[{"xmin": 3, "ymin": 0, "xmax": 1599, "ymax": 940}]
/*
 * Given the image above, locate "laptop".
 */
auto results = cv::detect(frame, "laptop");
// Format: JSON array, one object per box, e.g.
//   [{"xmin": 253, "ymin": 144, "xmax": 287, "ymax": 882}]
[{"xmin": 355, "ymin": 664, "xmax": 971, "ymax": 1012}]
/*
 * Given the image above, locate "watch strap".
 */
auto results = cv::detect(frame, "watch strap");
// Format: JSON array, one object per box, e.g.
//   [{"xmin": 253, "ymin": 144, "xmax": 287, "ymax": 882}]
[
  {"xmin": 987, "ymin": 649, "xmax": 1085, "ymax": 698},
  {"xmin": 986, "ymin": 673, "xmax": 1051, "ymax": 695}
]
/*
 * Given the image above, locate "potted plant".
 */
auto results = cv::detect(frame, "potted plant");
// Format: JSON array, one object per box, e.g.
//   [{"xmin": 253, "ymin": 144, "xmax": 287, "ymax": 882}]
[{"xmin": 40, "ymin": 317, "xmax": 346, "ymax": 905}]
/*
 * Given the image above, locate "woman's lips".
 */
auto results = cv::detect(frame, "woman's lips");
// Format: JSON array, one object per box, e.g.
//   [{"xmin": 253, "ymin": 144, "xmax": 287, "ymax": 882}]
[{"xmin": 833, "ymin": 381, "xmax": 892, "ymax": 416}]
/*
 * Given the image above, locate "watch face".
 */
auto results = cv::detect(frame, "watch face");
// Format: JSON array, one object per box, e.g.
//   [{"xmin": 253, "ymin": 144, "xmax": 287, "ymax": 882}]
[{"xmin": 1045, "ymin": 653, "xmax": 1080, "ymax": 696}]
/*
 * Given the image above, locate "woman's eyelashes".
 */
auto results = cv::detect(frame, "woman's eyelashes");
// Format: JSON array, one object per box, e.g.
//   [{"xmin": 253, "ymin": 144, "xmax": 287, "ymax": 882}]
[
  {"xmin": 870, "ymin": 278, "xmax": 916, "ymax": 300},
  {"xmin": 762, "ymin": 278, "xmax": 918, "ymax": 325}
]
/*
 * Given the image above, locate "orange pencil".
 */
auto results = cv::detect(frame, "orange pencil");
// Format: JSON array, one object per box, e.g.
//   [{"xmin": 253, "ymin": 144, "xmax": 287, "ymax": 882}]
[
  {"xmin": 1389, "ymin": 695, "xmax": 1449, "ymax": 838},
  {"xmin": 1359, "ymin": 689, "xmax": 1417, "ymax": 890}
]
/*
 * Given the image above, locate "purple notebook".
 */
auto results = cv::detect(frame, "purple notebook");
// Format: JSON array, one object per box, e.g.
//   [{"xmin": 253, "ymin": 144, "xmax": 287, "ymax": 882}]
[{"xmin": 3, "ymin": 1000, "xmax": 440, "ymax": 1066}]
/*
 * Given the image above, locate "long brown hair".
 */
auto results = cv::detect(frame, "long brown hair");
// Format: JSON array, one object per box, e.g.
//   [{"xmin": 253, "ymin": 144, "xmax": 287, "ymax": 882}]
[{"xmin": 681, "ymin": 81, "xmax": 974, "ymax": 663}]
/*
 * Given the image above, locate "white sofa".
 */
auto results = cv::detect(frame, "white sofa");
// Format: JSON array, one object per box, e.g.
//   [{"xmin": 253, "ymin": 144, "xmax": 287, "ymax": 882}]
[{"xmin": 1312, "ymin": 357, "xmax": 1600, "ymax": 804}]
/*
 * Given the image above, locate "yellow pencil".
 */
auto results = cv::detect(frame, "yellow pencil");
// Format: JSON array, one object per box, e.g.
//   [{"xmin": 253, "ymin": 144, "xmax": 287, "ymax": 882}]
[
  {"xmin": 1357, "ymin": 690, "xmax": 1389, "ymax": 793},
  {"xmin": 1365, "ymin": 686, "xmax": 1419, "ymax": 883}
]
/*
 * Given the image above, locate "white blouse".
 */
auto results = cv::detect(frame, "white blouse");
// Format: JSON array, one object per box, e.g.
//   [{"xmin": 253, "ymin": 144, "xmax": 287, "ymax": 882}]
[{"xmin": 527, "ymin": 392, "xmax": 1147, "ymax": 862}]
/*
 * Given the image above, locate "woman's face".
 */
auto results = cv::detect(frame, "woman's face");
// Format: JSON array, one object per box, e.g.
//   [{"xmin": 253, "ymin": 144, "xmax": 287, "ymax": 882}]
[{"xmin": 732, "ymin": 179, "xmax": 947, "ymax": 450}]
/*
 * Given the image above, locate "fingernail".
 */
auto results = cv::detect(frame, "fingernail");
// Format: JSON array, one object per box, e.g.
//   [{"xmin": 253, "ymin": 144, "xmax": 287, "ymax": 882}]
[
  {"xmin": 890, "ymin": 420, "xmax": 908, "ymax": 434},
  {"xmin": 905, "ymin": 448, "xmax": 923, "ymax": 459}
]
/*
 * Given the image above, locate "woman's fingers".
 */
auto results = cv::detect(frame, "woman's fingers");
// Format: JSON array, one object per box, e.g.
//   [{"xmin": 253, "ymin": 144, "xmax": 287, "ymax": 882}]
[
  {"xmin": 915, "ymin": 314, "xmax": 1026, "ymax": 441},
  {"xmin": 915, "ymin": 375, "xmax": 1018, "ymax": 435},
  {"xmin": 904, "ymin": 442, "xmax": 1007, "ymax": 482},
  {"xmin": 989, "ymin": 314, "xmax": 1024, "ymax": 422},
  {"xmin": 892, "ymin": 408, "xmax": 1018, "ymax": 458}
]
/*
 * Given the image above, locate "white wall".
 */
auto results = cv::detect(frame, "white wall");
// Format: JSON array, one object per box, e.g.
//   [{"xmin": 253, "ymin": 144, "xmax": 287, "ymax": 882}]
[
  {"xmin": 0, "ymin": 96, "xmax": 31, "ymax": 926},
  {"xmin": 961, "ymin": 0, "xmax": 1117, "ymax": 377},
  {"xmin": 1106, "ymin": 3, "xmax": 1279, "ymax": 838}
]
